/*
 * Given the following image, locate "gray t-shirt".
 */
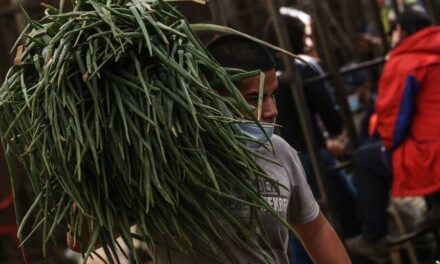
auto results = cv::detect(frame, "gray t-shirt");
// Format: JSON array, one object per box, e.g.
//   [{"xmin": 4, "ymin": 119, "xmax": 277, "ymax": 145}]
[{"xmin": 147, "ymin": 135, "xmax": 319, "ymax": 264}]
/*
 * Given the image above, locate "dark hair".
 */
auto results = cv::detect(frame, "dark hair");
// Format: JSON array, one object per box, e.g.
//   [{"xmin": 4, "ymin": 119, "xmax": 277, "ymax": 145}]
[
  {"xmin": 283, "ymin": 16, "xmax": 306, "ymax": 54},
  {"xmin": 206, "ymin": 34, "xmax": 276, "ymax": 72},
  {"xmin": 398, "ymin": 9, "xmax": 432, "ymax": 36},
  {"xmin": 262, "ymin": 15, "xmax": 305, "ymax": 55}
]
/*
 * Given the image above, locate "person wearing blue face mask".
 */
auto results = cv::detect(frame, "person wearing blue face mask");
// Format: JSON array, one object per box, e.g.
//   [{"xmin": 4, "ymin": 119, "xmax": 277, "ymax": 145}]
[
  {"xmin": 238, "ymin": 120, "xmax": 275, "ymax": 145},
  {"xmin": 342, "ymin": 64, "xmax": 370, "ymax": 115},
  {"xmin": 68, "ymin": 34, "xmax": 350, "ymax": 264},
  {"xmin": 342, "ymin": 65, "xmax": 378, "ymax": 144},
  {"xmin": 204, "ymin": 35, "xmax": 351, "ymax": 264},
  {"xmin": 347, "ymin": 93, "xmax": 362, "ymax": 113}
]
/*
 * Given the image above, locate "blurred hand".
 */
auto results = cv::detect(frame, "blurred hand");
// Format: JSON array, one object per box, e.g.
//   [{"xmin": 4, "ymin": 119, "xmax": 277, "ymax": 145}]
[{"xmin": 326, "ymin": 135, "xmax": 350, "ymax": 158}]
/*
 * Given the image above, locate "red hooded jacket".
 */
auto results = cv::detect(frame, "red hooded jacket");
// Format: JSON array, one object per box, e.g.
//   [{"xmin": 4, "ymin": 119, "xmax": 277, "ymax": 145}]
[{"xmin": 376, "ymin": 26, "xmax": 440, "ymax": 197}]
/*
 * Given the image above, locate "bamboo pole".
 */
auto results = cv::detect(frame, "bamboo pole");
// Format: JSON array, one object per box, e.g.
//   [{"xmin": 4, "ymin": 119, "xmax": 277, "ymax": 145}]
[
  {"xmin": 328, "ymin": 0, "xmax": 356, "ymax": 60},
  {"xmin": 390, "ymin": 0, "xmax": 401, "ymax": 18},
  {"xmin": 208, "ymin": 0, "xmax": 227, "ymax": 25},
  {"xmin": 266, "ymin": 0, "xmax": 331, "ymax": 213},
  {"xmin": 343, "ymin": 0, "xmax": 363, "ymax": 60},
  {"xmin": 309, "ymin": 0, "xmax": 359, "ymax": 148},
  {"xmin": 299, "ymin": 57, "xmax": 386, "ymax": 86},
  {"xmin": 369, "ymin": 0, "xmax": 390, "ymax": 52},
  {"xmin": 426, "ymin": 0, "xmax": 440, "ymax": 25},
  {"xmin": 10, "ymin": 0, "xmax": 27, "ymax": 33}
]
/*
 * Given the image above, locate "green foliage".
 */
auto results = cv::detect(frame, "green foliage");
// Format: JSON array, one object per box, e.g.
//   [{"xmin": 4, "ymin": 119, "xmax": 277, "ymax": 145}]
[{"xmin": 0, "ymin": 0, "xmax": 290, "ymax": 263}]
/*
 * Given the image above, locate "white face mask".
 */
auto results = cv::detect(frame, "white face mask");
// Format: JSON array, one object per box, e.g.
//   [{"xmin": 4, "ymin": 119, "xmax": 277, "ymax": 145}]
[{"xmin": 238, "ymin": 121, "xmax": 275, "ymax": 145}]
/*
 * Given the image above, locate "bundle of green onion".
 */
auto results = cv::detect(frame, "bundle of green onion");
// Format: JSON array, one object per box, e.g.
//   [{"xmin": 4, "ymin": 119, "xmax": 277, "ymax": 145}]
[{"xmin": 0, "ymin": 0, "xmax": 292, "ymax": 262}]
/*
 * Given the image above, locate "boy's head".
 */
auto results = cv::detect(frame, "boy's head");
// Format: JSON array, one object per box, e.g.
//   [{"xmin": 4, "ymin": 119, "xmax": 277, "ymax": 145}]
[
  {"xmin": 207, "ymin": 34, "xmax": 276, "ymax": 72},
  {"xmin": 207, "ymin": 35, "xmax": 278, "ymax": 123}
]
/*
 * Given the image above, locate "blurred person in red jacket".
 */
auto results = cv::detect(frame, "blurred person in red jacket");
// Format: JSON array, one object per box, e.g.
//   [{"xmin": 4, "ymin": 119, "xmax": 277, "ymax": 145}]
[
  {"xmin": 346, "ymin": 8, "xmax": 440, "ymax": 261},
  {"xmin": 377, "ymin": 10, "xmax": 440, "ymax": 197}
]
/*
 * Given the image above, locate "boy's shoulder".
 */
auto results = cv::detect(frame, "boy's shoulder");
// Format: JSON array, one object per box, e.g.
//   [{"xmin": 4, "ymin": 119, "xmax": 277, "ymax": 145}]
[{"xmin": 270, "ymin": 134, "xmax": 298, "ymax": 156}]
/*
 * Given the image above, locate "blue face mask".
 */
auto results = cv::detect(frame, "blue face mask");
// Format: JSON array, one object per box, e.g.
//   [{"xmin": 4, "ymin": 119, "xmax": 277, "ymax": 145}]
[
  {"xmin": 348, "ymin": 94, "xmax": 361, "ymax": 112},
  {"xmin": 238, "ymin": 122, "xmax": 274, "ymax": 144}
]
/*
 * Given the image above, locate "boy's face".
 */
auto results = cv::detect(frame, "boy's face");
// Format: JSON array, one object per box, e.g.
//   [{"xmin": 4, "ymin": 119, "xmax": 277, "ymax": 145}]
[{"xmin": 237, "ymin": 69, "xmax": 279, "ymax": 123}]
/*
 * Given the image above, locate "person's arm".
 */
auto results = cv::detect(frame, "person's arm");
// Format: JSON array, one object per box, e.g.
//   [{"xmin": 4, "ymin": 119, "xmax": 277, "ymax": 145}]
[
  {"xmin": 292, "ymin": 211, "xmax": 351, "ymax": 264},
  {"xmin": 376, "ymin": 70, "xmax": 419, "ymax": 149},
  {"xmin": 281, "ymin": 140, "xmax": 349, "ymax": 263}
]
